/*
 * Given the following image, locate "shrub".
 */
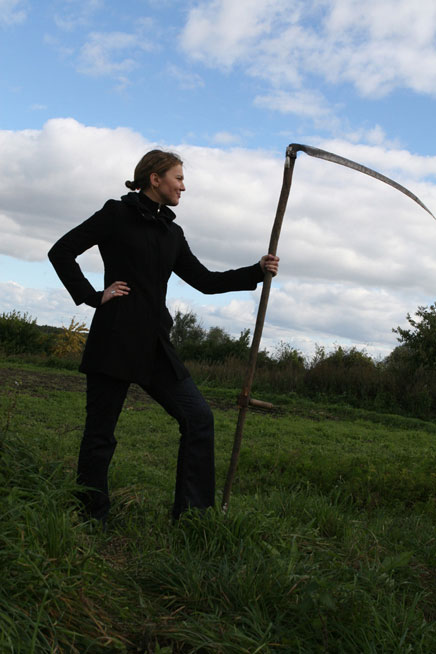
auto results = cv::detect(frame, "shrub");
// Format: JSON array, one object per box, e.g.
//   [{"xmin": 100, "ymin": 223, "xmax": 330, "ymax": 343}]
[
  {"xmin": 0, "ymin": 310, "xmax": 45, "ymax": 355},
  {"xmin": 305, "ymin": 345, "xmax": 380, "ymax": 402},
  {"xmin": 51, "ymin": 318, "xmax": 88, "ymax": 358}
]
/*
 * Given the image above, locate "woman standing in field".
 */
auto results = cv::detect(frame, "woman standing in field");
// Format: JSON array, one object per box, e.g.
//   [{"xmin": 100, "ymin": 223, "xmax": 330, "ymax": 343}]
[{"xmin": 48, "ymin": 149, "xmax": 279, "ymax": 525}]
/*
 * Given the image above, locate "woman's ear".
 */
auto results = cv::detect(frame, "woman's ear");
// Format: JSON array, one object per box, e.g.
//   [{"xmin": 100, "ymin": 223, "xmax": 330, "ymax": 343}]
[{"xmin": 150, "ymin": 172, "xmax": 160, "ymax": 188}]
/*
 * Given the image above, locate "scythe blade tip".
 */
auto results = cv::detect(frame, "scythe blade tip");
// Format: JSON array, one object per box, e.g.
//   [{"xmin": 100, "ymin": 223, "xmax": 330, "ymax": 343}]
[{"xmin": 286, "ymin": 142, "xmax": 435, "ymax": 222}]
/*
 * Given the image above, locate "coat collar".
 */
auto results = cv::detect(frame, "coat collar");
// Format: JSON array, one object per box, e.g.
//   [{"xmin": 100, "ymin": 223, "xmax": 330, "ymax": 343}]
[{"xmin": 121, "ymin": 191, "xmax": 177, "ymax": 226}]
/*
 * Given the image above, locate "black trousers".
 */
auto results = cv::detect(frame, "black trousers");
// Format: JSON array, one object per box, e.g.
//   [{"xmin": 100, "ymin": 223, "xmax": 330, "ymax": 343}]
[{"xmin": 76, "ymin": 355, "xmax": 214, "ymax": 521}]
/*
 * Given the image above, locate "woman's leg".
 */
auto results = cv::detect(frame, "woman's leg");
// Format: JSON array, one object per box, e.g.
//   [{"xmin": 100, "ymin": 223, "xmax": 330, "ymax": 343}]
[
  {"xmin": 143, "ymin": 370, "xmax": 215, "ymax": 520},
  {"xmin": 77, "ymin": 373, "xmax": 129, "ymax": 520}
]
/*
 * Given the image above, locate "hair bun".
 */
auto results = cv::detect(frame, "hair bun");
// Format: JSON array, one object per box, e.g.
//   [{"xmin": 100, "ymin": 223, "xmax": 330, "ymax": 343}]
[{"xmin": 125, "ymin": 179, "xmax": 138, "ymax": 190}]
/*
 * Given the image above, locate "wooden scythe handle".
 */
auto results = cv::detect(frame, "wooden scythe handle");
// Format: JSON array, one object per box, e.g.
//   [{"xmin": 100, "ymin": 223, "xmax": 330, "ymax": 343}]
[{"xmin": 222, "ymin": 148, "xmax": 297, "ymax": 511}]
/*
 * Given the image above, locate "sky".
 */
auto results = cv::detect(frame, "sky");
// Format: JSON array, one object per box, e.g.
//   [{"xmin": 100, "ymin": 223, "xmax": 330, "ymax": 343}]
[{"xmin": 1, "ymin": 0, "xmax": 436, "ymax": 361}]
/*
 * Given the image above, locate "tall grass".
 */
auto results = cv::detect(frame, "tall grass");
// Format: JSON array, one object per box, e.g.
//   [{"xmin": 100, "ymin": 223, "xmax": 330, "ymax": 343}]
[
  {"xmin": 0, "ymin": 432, "xmax": 131, "ymax": 653},
  {"xmin": 129, "ymin": 499, "xmax": 436, "ymax": 653},
  {"xmin": 2, "ymin": 366, "xmax": 436, "ymax": 652}
]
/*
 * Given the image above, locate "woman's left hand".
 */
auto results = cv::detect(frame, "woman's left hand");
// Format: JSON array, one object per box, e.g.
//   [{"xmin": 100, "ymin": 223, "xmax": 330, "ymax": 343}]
[{"xmin": 260, "ymin": 254, "xmax": 280, "ymax": 276}]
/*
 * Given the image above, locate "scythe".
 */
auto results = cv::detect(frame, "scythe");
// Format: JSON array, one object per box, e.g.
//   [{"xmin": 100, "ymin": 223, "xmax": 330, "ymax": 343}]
[{"xmin": 222, "ymin": 143, "xmax": 435, "ymax": 512}]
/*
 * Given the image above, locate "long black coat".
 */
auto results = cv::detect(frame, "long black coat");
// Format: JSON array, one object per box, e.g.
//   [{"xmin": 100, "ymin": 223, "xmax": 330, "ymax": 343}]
[{"xmin": 48, "ymin": 192, "xmax": 264, "ymax": 383}]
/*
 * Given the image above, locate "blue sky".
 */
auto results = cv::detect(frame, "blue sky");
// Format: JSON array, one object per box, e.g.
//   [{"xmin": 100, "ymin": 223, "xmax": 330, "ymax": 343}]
[
  {"xmin": 2, "ymin": 1, "xmax": 435, "ymax": 154},
  {"xmin": 1, "ymin": 0, "xmax": 436, "ymax": 359}
]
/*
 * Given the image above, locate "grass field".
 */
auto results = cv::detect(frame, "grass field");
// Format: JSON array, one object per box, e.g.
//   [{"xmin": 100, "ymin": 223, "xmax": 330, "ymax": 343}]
[{"xmin": 1, "ymin": 360, "xmax": 436, "ymax": 653}]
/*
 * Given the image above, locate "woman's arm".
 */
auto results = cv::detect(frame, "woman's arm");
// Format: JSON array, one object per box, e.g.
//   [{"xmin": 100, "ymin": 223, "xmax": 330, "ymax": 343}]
[
  {"xmin": 173, "ymin": 233, "xmax": 278, "ymax": 294},
  {"xmin": 48, "ymin": 202, "xmax": 115, "ymax": 307}
]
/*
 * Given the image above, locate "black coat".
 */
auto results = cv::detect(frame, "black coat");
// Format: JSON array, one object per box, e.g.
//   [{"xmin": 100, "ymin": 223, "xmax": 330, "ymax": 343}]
[{"xmin": 48, "ymin": 192, "xmax": 264, "ymax": 383}]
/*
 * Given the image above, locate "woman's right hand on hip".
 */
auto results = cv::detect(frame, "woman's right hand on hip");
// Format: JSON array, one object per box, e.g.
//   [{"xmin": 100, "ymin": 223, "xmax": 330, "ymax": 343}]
[{"xmin": 101, "ymin": 281, "xmax": 130, "ymax": 304}]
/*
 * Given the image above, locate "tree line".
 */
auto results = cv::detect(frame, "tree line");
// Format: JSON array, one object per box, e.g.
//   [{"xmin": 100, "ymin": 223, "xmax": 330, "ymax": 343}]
[{"xmin": 2, "ymin": 305, "xmax": 436, "ymax": 418}]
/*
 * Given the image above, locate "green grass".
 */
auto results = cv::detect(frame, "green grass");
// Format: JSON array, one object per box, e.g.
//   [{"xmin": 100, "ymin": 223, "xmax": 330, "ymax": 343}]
[{"xmin": 2, "ymin": 364, "xmax": 436, "ymax": 652}]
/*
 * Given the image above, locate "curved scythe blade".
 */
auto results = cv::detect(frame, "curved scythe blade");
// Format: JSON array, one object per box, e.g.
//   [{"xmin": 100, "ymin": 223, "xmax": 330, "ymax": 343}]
[{"xmin": 290, "ymin": 143, "xmax": 435, "ymax": 220}]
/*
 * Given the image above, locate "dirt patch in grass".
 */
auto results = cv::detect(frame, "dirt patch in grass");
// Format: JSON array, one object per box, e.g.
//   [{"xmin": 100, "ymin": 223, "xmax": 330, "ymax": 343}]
[
  {"xmin": 0, "ymin": 365, "xmax": 283, "ymax": 415},
  {"xmin": 0, "ymin": 366, "xmax": 86, "ymax": 394},
  {"xmin": 0, "ymin": 366, "xmax": 151, "ymax": 404},
  {"xmin": 0, "ymin": 366, "xmax": 238, "ymax": 411}
]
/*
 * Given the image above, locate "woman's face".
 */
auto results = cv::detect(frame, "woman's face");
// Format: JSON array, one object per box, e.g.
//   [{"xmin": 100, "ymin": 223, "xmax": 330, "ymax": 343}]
[{"xmin": 154, "ymin": 164, "xmax": 185, "ymax": 206}]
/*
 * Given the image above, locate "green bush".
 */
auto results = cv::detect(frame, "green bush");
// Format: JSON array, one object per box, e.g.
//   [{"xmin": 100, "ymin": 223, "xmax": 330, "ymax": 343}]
[
  {"xmin": 0, "ymin": 310, "xmax": 46, "ymax": 356},
  {"xmin": 305, "ymin": 345, "xmax": 380, "ymax": 402}
]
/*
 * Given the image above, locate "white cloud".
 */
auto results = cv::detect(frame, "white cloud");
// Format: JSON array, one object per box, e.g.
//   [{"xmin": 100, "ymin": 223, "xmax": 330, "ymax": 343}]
[
  {"xmin": 1, "ymin": 119, "xmax": 436, "ymax": 355},
  {"xmin": 0, "ymin": 281, "xmax": 95, "ymax": 327},
  {"xmin": 346, "ymin": 125, "xmax": 401, "ymax": 150},
  {"xmin": 0, "ymin": 0, "xmax": 26, "ymax": 25},
  {"xmin": 180, "ymin": 0, "xmax": 436, "ymax": 103},
  {"xmin": 211, "ymin": 131, "xmax": 242, "ymax": 145},
  {"xmin": 46, "ymin": 14, "xmax": 156, "ymax": 80},
  {"xmin": 254, "ymin": 90, "xmax": 331, "ymax": 119},
  {"xmin": 53, "ymin": 0, "xmax": 103, "ymax": 31},
  {"xmin": 253, "ymin": 89, "xmax": 341, "ymax": 131},
  {"xmin": 77, "ymin": 31, "xmax": 152, "ymax": 77},
  {"xmin": 0, "ymin": 118, "xmax": 150, "ymax": 260},
  {"xmin": 43, "ymin": 33, "xmax": 75, "ymax": 59},
  {"xmin": 267, "ymin": 280, "xmax": 407, "ymax": 347},
  {"xmin": 167, "ymin": 64, "xmax": 204, "ymax": 90},
  {"xmin": 180, "ymin": 0, "xmax": 292, "ymax": 69},
  {"xmin": 322, "ymin": 0, "xmax": 436, "ymax": 96},
  {"xmin": 166, "ymin": 286, "xmax": 406, "ymax": 360}
]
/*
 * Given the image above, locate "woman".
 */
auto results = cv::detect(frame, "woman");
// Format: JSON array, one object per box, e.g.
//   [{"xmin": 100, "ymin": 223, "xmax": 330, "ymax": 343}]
[{"xmin": 48, "ymin": 149, "xmax": 279, "ymax": 524}]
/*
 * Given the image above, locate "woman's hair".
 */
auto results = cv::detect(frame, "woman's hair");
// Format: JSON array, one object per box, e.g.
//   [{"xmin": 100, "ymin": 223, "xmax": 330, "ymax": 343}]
[{"xmin": 125, "ymin": 149, "xmax": 183, "ymax": 191}]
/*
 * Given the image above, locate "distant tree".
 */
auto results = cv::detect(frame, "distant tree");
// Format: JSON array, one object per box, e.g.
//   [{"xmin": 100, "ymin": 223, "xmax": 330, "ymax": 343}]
[
  {"xmin": 310, "ymin": 344, "xmax": 326, "ymax": 368},
  {"xmin": 202, "ymin": 326, "xmax": 251, "ymax": 362},
  {"xmin": 272, "ymin": 341, "xmax": 306, "ymax": 370},
  {"xmin": 170, "ymin": 310, "xmax": 252, "ymax": 363},
  {"xmin": 170, "ymin": 310, "xmax": 206, "ymax": 348},
  {"xmin": 393, "ymin": 303, "xmax": 436, "ymax": 369},
  {"xmin": 323, "ymin": 345, "xmax": 374, "ymax": 369},
  {"xmin": 170, "ymin": 310, "xmax": 206, "ymax": 360},
  {"xmin": 205, "ymin": 326, "xmax": 229, "ymax": 347},
  {"xmin": 382, "ymin": 344, "xmax": 415, "ymax": 372},
  {"xmin": 37, "ymin": 324, "xmax": 63, "ymax": 335},
  {"xmin": 238, "ymin": 328, "xmax": 251, "ymax": 350}
]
